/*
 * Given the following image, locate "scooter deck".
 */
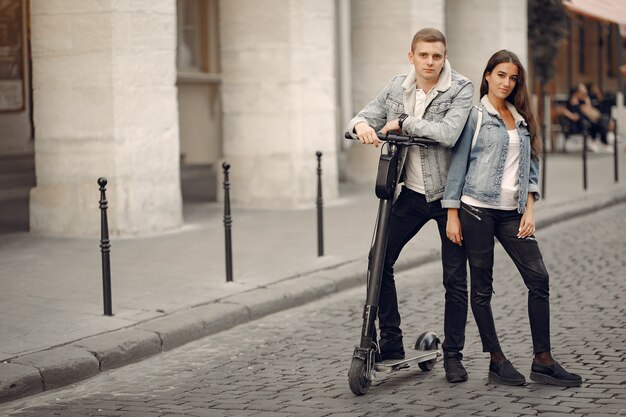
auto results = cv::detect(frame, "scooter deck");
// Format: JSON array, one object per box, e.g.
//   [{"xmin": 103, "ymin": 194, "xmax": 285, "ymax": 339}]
[{"xmin": 374, "ymin": 349, "xmax": 441, "ymax": 372}]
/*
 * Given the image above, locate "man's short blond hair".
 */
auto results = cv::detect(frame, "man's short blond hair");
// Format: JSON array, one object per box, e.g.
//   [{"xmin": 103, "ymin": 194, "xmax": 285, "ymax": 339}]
[{"xmin": 411, "ymin": 28, "xmax": 447, "ymax": 53}]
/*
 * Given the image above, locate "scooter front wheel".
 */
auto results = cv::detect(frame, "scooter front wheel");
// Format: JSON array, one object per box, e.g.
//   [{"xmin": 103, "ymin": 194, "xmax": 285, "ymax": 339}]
[{"xmin": 348, "ymin": 357, "xmax": 371, "ymax": 395}]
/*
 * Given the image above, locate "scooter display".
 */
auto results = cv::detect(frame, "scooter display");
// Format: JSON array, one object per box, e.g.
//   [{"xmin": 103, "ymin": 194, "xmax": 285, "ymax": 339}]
[{"xmin": 344, "ymin": 131, "xmax": 442, "ymax": 396}]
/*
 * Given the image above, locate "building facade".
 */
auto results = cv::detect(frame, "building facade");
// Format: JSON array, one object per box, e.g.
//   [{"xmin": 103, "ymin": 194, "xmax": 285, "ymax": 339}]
[{"xmin": 1, "ymin": 0, "xmax": 620, "ymax": 237}]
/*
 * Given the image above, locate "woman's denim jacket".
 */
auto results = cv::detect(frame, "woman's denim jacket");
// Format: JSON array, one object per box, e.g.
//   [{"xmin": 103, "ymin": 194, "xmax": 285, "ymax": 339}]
[
  {"xmin": 442, "ymin": 96, "xmax": 541, "ymax": 213},
  {"xmin": 348, "ymin": 61, "xmax": 473, "ymax": 202}
]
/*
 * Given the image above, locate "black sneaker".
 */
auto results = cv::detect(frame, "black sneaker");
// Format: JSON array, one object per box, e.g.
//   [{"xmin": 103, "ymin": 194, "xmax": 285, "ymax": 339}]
[
  {"xmin": 489, "ymin": 360, "xmax": 526, "ymax": 386},
  {"xmin": 378, "ymin": 336, "xmax": 405, "ymax": 362},
  {"xmin": 443, "ymin": 352, "xmax": 468, "ymax": 383},
  {"xmin": 530, "ymin": 360, "xmax": 582, "ymax": 387}
]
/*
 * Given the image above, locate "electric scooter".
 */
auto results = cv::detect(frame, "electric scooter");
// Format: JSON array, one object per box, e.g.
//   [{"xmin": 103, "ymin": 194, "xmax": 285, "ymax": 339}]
[{"xmin": 344, "ymin": 131, "xmax": 442, "ymax": 396}]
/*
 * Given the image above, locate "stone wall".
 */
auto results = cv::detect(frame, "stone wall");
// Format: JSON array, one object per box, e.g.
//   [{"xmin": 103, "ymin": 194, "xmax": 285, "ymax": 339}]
[
  {"xmin": 345, "ymin": 0, "xmax": 445, "ymax": 185},
  {"xmin": 219, "ymin": 0, "xmax": 338, "ymax": 208},
  {"xmin": 446, "ymin": 0, "xmax": 528, "ymax": 100},
  {"xmin": 29, "ymin": 0, "xmax": 182, "ymax": 236}
]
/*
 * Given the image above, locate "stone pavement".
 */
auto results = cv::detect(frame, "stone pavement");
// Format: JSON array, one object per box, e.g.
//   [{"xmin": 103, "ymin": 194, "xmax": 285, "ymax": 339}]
[
  {"xmin": 1, "ymin": 147, "xmax": 626, "ymax": 404},
  {"xmin": 1, "ymin": 200, "xmax": 624, "ymax": 416}
]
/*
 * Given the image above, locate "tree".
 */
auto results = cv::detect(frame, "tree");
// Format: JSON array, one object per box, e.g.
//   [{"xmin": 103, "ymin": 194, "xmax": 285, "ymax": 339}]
[
  {"xmin": 528, "ymin": 0, "xmax": 569, "ymax": 87},
  {"xmin": 527, "ymin": 0, "xmax": 569, "ymax": 196}
]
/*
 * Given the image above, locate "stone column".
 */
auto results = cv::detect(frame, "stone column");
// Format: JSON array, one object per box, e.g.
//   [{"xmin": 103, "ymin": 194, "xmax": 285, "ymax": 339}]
[
  {"xmin": 346, "ymin": 0, "xmax": 445, "ymax": 185},
  {"xmin": 29, "ymin": 0, "xmax": 182, "ymax": 236},
  {"xmin": 446, "ymin": 0, "xmax": 528, "ymax": 99},
  {"xmin": 219, "ymin": 0, "xmax": 338, "ymax": 207}
]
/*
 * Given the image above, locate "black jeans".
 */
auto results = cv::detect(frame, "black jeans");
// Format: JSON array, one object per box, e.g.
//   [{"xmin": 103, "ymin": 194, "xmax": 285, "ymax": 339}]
[
  {"xmin": 374, "ymin": 187, "xmax": 468, "ymax": 355},
  {"xmin": 459, "ymin": 202, "xmax": 551, "ymax": 354}
]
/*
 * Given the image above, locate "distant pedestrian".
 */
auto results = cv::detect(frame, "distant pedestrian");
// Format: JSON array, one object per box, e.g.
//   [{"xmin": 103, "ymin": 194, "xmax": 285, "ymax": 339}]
[
  {"xmin": 348, "ymin": 27, "xmax": 473, "ymax": 383},
  {"xmin": 443, "ymin": 50, "xmax": 582, "ymax": 387},
  {"xmin": 561, "ymin": 83, "xmax": 614, "ymax": 153}
]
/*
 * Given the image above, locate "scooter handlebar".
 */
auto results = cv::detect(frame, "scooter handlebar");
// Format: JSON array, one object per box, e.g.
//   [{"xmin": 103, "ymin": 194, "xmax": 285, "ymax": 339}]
[{"xmin": 344, "ymin": 131, "xmax": 437, "ymax": 146}]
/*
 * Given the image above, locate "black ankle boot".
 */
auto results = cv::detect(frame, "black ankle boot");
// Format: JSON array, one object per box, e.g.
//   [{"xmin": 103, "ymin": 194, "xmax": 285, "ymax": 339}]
[
  {"xmin": 530, "ymin": 360, "xmax": 582, "ymax": 387},
  {"xmin": 443, "ymin": 352, "xmax": 468, "ymax": 383},
  {"xmin": 489, "ymin": 360, "xmax": 526, "ymax": 386}
]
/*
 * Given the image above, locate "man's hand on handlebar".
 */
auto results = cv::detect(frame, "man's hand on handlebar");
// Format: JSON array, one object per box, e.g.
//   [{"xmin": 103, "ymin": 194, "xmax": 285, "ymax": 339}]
[
  {"xmin": 355, "ymin": 120, "xmax": 404, "ymax": 147},
  {"xmin": 354, "ymin": 122, "xmax": 383, "ymax": 147},
  {"xmin": 380, "ymin": 119, "xmax": 401, "ymax": 136}
]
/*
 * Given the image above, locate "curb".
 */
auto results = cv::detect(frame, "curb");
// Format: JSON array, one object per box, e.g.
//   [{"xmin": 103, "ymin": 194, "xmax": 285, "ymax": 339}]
[{"xmin": 1, "ymin": 184, "xmax": 625, "ymax": 404}]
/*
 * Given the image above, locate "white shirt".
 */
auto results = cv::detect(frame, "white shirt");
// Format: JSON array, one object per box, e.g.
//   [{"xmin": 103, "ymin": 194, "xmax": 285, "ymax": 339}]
[
  {"xmin": 500, "ymin": 128, "xmax": 521, "ymax": 206},
  {"xmin": 462, "ymin": 128, "xmax": 520, "ymax": 210},
  {"xmin": 403, "ymin": 88, "xmax": 430, "ymax": 194}
]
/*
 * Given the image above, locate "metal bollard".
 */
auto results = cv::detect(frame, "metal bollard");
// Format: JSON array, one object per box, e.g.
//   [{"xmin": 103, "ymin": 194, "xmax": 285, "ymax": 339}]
[
  {"xmin": 98, "ymin": 177, "xmax": 113, "ymax": 316},
  {"xmin": 316, "ymin": 151, "xmax": 324, "ymax": 257},
  {"xmin": 541, "ymin": 123, "xmax": 548, "ymax": 199},
  {"xmin": 614, "ymin": 122, "xmax": 619, "ymax": 183},
  {"xmin": 582, "ymin": 133, "xmax": 588, "ymax": 190},
  {"xmin": 222, "ymin": 162, "xmax": 233, "ymax": 282},
  {"xmin": 541, "ymin": 94, "xmax": 550, "ymax": 199}
]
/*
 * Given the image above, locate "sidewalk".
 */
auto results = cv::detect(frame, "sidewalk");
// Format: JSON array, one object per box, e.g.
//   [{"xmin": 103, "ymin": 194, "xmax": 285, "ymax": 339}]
[{"xmin": 1, "ymin": 148, "xmax": 626, "ymax": 403}]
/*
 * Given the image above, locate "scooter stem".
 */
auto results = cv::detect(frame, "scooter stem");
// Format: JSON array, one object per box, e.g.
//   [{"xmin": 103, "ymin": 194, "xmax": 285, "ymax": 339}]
[{"xmin": 359, "ymin": 197, "xmax": 393, "ymax": 349}]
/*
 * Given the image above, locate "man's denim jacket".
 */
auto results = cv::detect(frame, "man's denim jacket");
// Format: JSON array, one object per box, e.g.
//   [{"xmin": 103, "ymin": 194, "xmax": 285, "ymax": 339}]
[
  {"xmin": 442, "ymin": 96, "xmax": 541, "ymax": 214},
  {"xmin": 348, "ymin": 61, "xmax": 473, "ymax": 202}
]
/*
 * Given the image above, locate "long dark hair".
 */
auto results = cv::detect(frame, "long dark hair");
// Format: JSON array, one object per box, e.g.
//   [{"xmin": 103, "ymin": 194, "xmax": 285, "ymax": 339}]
[{"xmin": 480, "ymin": 50, "xmax": 541, "ymax": 158}]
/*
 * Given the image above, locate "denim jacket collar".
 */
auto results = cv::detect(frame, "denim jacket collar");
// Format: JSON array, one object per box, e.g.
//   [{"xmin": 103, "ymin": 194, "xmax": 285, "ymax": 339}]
[
  {"xmin": 401, "ymin": 59, "xmax": 452, "ymax": 93},
  {"xmin": 402, "ymin": 60, "xmax": 452, "ymax": 114},
  {"xmin": 480, "ymin": 95, "xmax": 526, "ymax": 127}
]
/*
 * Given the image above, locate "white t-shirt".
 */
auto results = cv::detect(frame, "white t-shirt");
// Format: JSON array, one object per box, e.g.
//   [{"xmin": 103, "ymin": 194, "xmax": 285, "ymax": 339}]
[
  {"xmin": 462, "ymin": 128, "xmax": 520, "ymax": 210},
  {"xmin": 403, "ymin": 89, "xmax": 428, "ymax": 194}
]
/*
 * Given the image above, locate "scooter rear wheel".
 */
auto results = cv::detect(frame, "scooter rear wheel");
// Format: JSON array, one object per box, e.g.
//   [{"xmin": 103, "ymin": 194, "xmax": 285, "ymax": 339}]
[
  {"xmin": 415, "ymin": 331, "xmax": 440, "ymax": 372},
  {"xmin": 348, "ymin": 357, "xmax": 371, "ymax": 395}
]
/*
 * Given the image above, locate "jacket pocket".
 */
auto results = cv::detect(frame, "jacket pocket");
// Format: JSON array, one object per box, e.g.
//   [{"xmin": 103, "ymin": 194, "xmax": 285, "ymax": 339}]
[
  {"xmin": 386, "ymin": 98, "xmax": 404, "ymax": 115},
  {"xmin": 424, "ymin": 100, "xmax": 451, "ymax": 121},
  {"xmin": 427, "ymin": 100, "xmax": 451, "ymax": 114},
  {"xmin": 478, "ymin": 121, "xmax": 502, "ymax": 148}
]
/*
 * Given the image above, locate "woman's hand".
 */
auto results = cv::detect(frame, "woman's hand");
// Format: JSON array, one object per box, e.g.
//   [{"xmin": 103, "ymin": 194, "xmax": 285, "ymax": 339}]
[
  {"xmin": 446, "ymin": 208, "xmax": 463, "ymax": 246},
  {"xmin": 518, "ymin": 194, "xmax": 536, "ymax": 238}
]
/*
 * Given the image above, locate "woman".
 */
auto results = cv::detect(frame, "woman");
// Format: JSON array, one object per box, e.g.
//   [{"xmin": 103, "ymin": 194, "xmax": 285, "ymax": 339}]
[{"xmin": 442, "ymin": 50, "xmax": 582, "ymax": 387}]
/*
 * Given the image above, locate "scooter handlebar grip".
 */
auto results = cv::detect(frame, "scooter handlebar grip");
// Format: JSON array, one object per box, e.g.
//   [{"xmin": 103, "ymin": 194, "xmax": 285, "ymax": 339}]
[
  {"xmin": 344, "ymin": 131, "xmax": 437, "ymax": 146},
  {"xmin": 343, "ymin": 131, "xmax": 388, "ymax": 141}
]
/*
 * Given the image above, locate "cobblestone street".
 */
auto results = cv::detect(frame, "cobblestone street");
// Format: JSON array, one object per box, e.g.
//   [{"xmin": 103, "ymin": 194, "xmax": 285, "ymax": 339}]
[{"xmin": 2, "ymin": 203, "xmax": 625, "ymax": 417}]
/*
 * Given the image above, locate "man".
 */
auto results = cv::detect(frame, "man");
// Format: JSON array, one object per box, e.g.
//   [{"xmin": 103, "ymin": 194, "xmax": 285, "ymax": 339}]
[{"xmin": 348, "ymin": 28, "xmax": 472, "ymax": 383}]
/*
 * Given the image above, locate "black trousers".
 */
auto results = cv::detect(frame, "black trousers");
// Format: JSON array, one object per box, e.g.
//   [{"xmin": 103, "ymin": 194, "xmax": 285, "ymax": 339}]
[
  {"xmin": 375, "ymin": 187, "xmax": 468, "ymax": 354},
  {"xmin": 459, "ymin": 202, "xmax": 551, "ymax": 354}
]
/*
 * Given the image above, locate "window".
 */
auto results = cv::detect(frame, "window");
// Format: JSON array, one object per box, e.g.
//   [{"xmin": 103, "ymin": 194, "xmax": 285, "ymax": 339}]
[
  {"xmin": 177, "ymin": 0, "xmax": 202, "ymax": 71},
  {"xmin": 578, "ymin": 24, "xmax": 585, "ymax": 74},
  {"xmin": 176, "ymin": 0, "xmax": 220, "ymax": 76},
  {"xmin": 0, "ymin": 0, "xmax": 25, "ymax": 112},
  {"xmin": 607, "ymin": 24, "xmax": 615, "ymax": 77}
]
